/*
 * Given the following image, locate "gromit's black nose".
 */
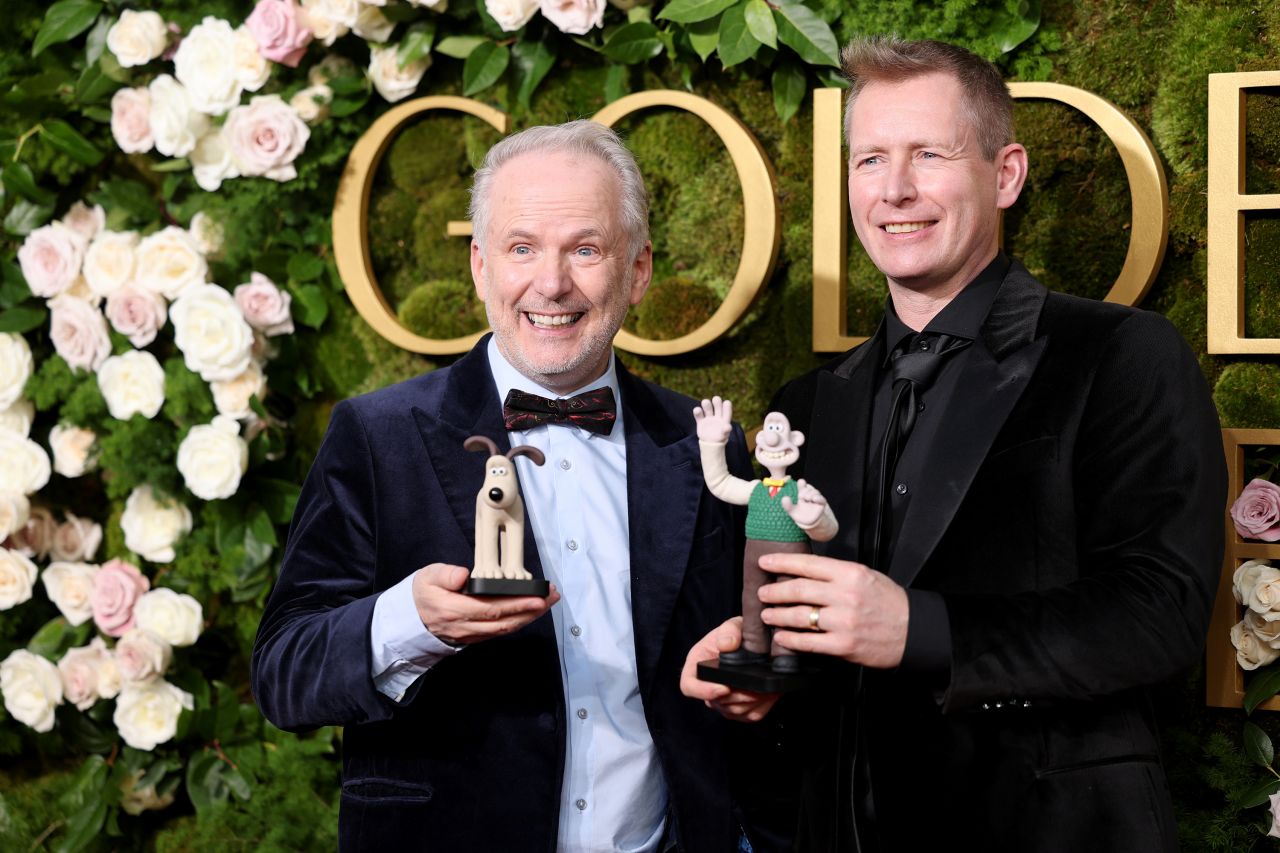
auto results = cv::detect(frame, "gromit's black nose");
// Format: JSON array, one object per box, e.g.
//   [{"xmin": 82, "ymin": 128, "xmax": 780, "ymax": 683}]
[{"xmin": 489, "ymin": 488, "xmax": 504, "ymax": 502}]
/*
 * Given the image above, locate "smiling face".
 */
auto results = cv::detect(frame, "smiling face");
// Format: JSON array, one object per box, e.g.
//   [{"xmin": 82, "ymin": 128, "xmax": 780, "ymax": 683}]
[
  {"xmin": 471, "ymin": 149, "xmax": 652, "ymax": 394},
  {"xmin": 754, "ymin": 412, "xmax": 803, "ymax": 479},
  {"xmin": 846, "ymin": 72, "xmax": 1026, "ymax": 301}
]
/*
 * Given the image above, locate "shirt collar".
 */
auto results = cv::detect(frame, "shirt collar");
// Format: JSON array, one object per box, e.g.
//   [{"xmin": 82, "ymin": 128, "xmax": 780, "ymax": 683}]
[
  {"xmin": 486, "ymin": 336, "xmax": 625, "ymax": 442},
  {"xmin": 883, "ymin": 252, "xmax": 1009, "ymax": 361}
]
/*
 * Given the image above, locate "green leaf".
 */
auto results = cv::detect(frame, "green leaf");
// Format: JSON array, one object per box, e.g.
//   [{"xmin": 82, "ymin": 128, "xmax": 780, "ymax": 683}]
[
  {"xmin": 2, "ymin": 162, "xmax": 56, "ymax": 205},
  {"xmin": 247, "ymin": 506, "xmax": 278, "ymax": 548},
  {"xmin": 1244, "ymin": 661, "xmax": 1280, "ymax": 713},
  {"xmin": 462, "ymin": 42, "xmax": 510, "ymax": 97},
  {"xmin": 512, "ymin": 40, "xmax": 556, "ymax": 109},
  {"xmin": 55, "ymin": 798, "xmax": 107, "ymax": 853},
  {"xmin": 0, "ymin": 262, "xmax": 28, "ymax": 309},
  {"xmin": 149, "ymin": 158, "xmax": 190, "ymax": 173},
  {"xmin": 0, "ymin": 304, "xmax": 49, "ymax": 333},
  {"xmin": 602, "ymin": 22, "xmax": 664, "ymax": 64},
  {"xmin": 772, "ymin": 61, "xmax": 806, "ymax": 124},
  {"xmin": 604, "ymin": 64, "xmax": 629, "ymax": 103},
  {"xmin": 628, "ymin": 5, "xmax": 652, "ymax": 23},
  {"xmin": 658, "ymin": 0, "xmax": 737, "ymax": 24},
  {"xmin": 1246, "ymin": 721, "xmax": 1275, "ymax": 767},
  {"xmin": 773, "ymin": 1, "xmax": 840, "ymax": 67},
  {"xmin": 256, "ymin": 478, "xmax": 302, "ymax": 524},
  {"xmin": 744, "ymin": 0, "xmax": 777, "ymax": 49},
  {"xmin": 75, "ymin": 57, "xmax": 122, "ymax": 104},
  {"xmin": 287, "ymin": 252, "xmax": 325, "ymax": 282},
  {"xmin": 327, "ymin": 75, "xmax": 368, "ymax": 96},
  {"xmin": 83, "ymin": 12, "xmax": 110, "ymax": 66},
  {"xmin": 435, "ymin": 35, "xmax": 487, "ymax": 59},
  {"xmin": 185, "ymin": 752, "xmax": 221, "ymax": 813},
  {"xmin": 687, "ymin": 17, "xmax": 720, "ymax": 62},
  {"xmin": 5, "ymin": 198, "xmax": 55, "ymax": 236},
  {"xmin": 42, "ymin": 119, "xmax": 105, "ymax": 166},
  {"xmin": 398, "ymin": 20, "xmax": 436, "ymax": 68},
  {"xmin": 814, "ymin": 66, "xmax": 849, "ymax": 89},
  {"xmin": 990, "ymin": 0, "xmax": 1042, "ymax": 53},
  {"xmin": 293, "ymin": 283, "xmax": 328, "ymax": 329},
  {"xmin": 1236, "ymin": 775, "xmax": 1280, "ymax": 809},
  {"xmin": 28, "ymin": 617, "xmax": 74, "ymax": 659},
  {"xmin": 32, "ymin": 0, "xmax": 102, "ymax": 57},
  {"xmin": 88, "ymin": 179, "xmax": 159, "ymax": 226},
  {"xmin": 212, "ymin": 682, "xmax": 240, "ymax": 741},
  {"xmin": 330, "ymin": 91, "xmax": 370, "ymax": 118},
  {"xmin": 717, "ymin": 3, "xmax": 760, "ymax": 68}
]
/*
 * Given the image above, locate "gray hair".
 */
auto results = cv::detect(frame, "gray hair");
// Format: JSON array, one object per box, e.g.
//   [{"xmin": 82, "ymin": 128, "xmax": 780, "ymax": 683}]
[
  {"xmin": 841, "ymin": 35, "xmax": 1015, "ymax": 160},
  {"xmin": 468, "ymin": 120, "xmax": 650, "ymax": 260}
]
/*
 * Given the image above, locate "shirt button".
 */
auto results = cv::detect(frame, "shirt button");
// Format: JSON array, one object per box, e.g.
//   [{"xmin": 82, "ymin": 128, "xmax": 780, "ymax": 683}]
[
  {"xmin": 576, "ymin": 708, "xmax": 588, "ymax": 720},
  {"xmin": 895, "ymin": 483, "xmax": 908, "ymax": 495},
  {"xmin": 575, "ymin": 798, "xmax": 587, "ymax": 811},
  {"xmin": 570, "ymin": 625, "xmax": 581, "ymax": 637},
  {"xmin": 917, "ymin": 401, "xmax": 926, "ymax": 412},
  {"xmin": 918, "ymin": 339, "xmax": 931, "ymax": 350},
  {"xmin": 566, "ymin": 539, "xmax": 578, "ymax": 551},
  {"xmin": 560, "ymin": 458, "xmax": 571, "ymax": 470}
]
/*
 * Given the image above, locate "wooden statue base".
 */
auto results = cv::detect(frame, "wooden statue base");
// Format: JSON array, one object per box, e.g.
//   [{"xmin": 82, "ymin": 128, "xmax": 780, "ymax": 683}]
[{"xmin": 465, "ymin": 577, "xmax": 551, "ymax": 597}]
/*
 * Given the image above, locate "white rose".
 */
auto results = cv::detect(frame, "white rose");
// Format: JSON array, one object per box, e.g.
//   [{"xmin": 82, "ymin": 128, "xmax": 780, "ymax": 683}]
[
  {"xmin": 0, "ymin": 400, "xmax": 35, "ymax": 437},
  {"xmin": 49, "ymin": 424, "xmax": 98, "ymax": 477},
  {"xmin": 1233, "ymin": 619, "xmax": 1280, "ymax": 670},
  {"xmin": 290, "ymin": 84, "xmax": 333, "ymax": 123},
  {"xmin": 308, "ymin": 53, "xmax": 356, "ymax": 86},
  {"xmin": 539, "ymin": 0, "xmax": 604, "ymax": 34},
  {"xmin": 136, "ymin": 226, "xmax": 208, "ymax": 299},
  {"xmin": 174, "ymin": 17, "xmax": 244, "ymax": 116},
  {"xmin": 121, "ymin": 485, "xmax": 193, "ymax": 563},
  {"xmin": 1235, "ymin": 559, "xmax": 1275, "ymax": 604},
  {"xmin": 177, "ymin": 416, "xmax": 249, "ymax": 500},
  {"xmin": 487, "ymin": 0, "xmax": 539, "ymax": 31},
  {"xmin": 187, "ymin": 213, "xmax": 225, "ymax": 259},
  {"xmin": 352, "ymin": 5, "xmax": 394, "ymax": 41},
  {"xmin": 107, "ymin": 10, "xmax": 168, "ymax": 68},
  {"xmin": 148, "ymin": 74, "xmax": 210, "ymax": 158},
  {"xmin": 1246, "ymin": 566, "xmax": 1280, "ymax": 617},
  {"xmin": 0, "ymin": 546, "xmax": 38, "ymax": 609},
  {"xmin": 234, "ymin": 26, "xmax": 273, "ymax": 93},
  {"xmin": 212, "ymin": 361, "xmax": 266, "ymax": 420},
  {"xmin": 113, "ymin": 679, "xmax": 192, "ymax": 751},
  {"xmin": 83, "ymin": 230, "xmax": 139, "ymax": 297},
  {"xmin": 41, "ymin": 561, "xmax": 99, "ymax": 626},
  {"xmin": 0, "ymin": 334, "xmax": 33, "ymax": 410},
  {"xmin": 50, "ymin": 513, "xmax": 102, "ymax": 562},
  {"xmin": 111, "ymin": 87, "xmax": 154, "ymax": 154},
  {"xmin": 0, "ymin": 649, "xmax": 63, "ymax": 732},
  {"xmin": 223, "ymin": 95, "xmax": 310, "ymax": 182},
  {"xmin": 0, "ymin": 492, "xmax": 29, "ymax": 542},
  {"xmin": 105, "ymin": 286, "xmax": 167, "ymax": 348},
  {"xmin": 171, "ymin": 284, "xmax": 254, "ymax": 382},
  {"xmin": 48, "ymin": 295, "xmax": 112, "ymax": 373},
  {"xmin": 58, "ymin": 638, "xmax": 118, "ymax": 710},
  {"xmin": 134, "ymin": 588, "xmax": 204, "ymax": 647},
  {"xmin": 190, "ymin": 127, "xmax": 242, "ymax": 193},
  {"xmin": 61, "ymin": 202, "xmax": 106, "ymax": 245},
  {"xmin": 0, "ymin": 431, "xmax": 51, "ymax": 496},
  {"xmin": 368, "ymin": 43, "xmax": 430, "ymax": 103},
  {"xmin": 97, "ymin": 350, "xmax": 167, "ymax": 421},
  {"xmin": 18, "ymin": 223, "xmax": 85, "ymax": 299},
  {"xmin": 115, "ymin": 628, "xmax": 173, "ymax": 684}
]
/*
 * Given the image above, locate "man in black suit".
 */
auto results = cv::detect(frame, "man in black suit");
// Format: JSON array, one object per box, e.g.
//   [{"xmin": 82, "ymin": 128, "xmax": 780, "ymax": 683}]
[
  {"xmin": 682, "ymin": 36, "xmax": 1225, "ymax": 851},
  {"xmin": 253, "ymin": 121, "xmax": 751, "ymax": 851}
]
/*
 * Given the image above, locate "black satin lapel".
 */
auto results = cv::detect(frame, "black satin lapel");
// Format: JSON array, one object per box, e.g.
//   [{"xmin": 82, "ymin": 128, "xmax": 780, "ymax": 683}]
[{"xmin": 887, "ymin": 336, "xmax": 1047, "ymax": 587}]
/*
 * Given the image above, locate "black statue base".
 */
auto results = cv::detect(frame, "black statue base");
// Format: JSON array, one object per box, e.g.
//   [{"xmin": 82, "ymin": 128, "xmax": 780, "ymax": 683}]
[
  {"xmin": 697, "ymin": 657, "xmax": 822, "ymax": 693},
  {"xmin": 465, "ymin": 576, "xmax": 551, "ymax": 597}
]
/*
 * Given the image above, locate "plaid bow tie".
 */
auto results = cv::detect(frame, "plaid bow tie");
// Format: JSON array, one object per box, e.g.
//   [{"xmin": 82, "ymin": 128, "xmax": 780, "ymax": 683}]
[{"xmin": 502, "ymin": 387, "xmax": 617, "ymax": 436}]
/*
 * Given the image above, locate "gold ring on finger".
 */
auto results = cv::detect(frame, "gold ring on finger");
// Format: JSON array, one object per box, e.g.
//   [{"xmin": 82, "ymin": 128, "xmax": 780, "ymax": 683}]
[{"xmin": 809, "ymin": 607, "xmax": 821, "ymax": 631}]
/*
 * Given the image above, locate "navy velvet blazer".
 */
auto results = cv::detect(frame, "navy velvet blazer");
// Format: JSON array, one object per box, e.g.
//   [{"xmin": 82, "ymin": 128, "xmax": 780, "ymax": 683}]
[
  {"xmin": 251, "ymin": 337, "xmax": 750, "ymax": 851},
  {"xmin": 768, "ymin": 261, "xmax": 1226, "ymax": 852}
]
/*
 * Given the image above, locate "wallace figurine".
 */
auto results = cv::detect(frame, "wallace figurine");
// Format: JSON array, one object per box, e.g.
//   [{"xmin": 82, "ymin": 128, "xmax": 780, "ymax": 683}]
[{"xmin": 463, "ymin": 435, "xmax": 550, "ymax": 596}]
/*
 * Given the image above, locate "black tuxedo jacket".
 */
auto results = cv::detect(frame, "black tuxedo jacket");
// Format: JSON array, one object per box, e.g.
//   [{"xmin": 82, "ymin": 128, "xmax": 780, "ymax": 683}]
[
  {"xmin": 770, "ymin": 261, "xmax": 1225, "ymax": 852},
  {"xmin": 251, "ymin": 336, "xmax": 750, "ymax": 851}
]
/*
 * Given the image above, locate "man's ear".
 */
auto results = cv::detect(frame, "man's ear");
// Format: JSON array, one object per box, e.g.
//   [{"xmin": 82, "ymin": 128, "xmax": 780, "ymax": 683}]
[
  {"xmin": 995, "ymin": 143, "xmax": 1029, "ymax": 211},
  {"xmin": 470, "ymin": 239, "xmax": 487, "ymax": 299},
  {"xmin": 628, "ymin": 241, "xmax": 653, "ymax": 306}
]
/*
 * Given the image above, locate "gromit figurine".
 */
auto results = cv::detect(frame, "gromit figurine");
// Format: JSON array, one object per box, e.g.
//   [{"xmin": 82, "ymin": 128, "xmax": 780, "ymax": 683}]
[
  {"xmin": 693, "ymin": 396, "xmax": 837, "ymax": 689},
  {"xmin": 463, "ymin": 435, "xmax": 550, "ymax": 597}
]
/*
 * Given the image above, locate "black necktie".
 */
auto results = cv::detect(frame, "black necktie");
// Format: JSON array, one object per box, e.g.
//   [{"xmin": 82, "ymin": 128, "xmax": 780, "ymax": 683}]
[
  {"xmin": 869, "ymin": 332, "xmax": 971, "ymax": 570},
  {"xmin": 502, "ymin": 387, "xmax": 617, "ymax": 436}
]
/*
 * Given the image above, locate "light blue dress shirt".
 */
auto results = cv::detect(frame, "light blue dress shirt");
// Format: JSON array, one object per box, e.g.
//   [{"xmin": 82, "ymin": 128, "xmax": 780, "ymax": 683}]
[{"xmin": 369, "ymin": 339, "xmax": 667, "ymax": 853}]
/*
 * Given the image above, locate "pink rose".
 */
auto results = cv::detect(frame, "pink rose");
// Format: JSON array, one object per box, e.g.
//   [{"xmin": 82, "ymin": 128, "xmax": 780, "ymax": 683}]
[
  {"xmin": 234, "ymin": 273, "xmax": 294, "ymax": 336},
  {"xmin": 246, "ymin": 0, "xmax": 313, "ymax": 68},
  {"xmin": 1232, "ymin": 479, "xmax": 1280, "ymax": 542},
  {"xmin": 18, "ymin": 223, "xmax": 85, "ymax": 298},
  {"xmin": 48, "ymin": 295, "xmax": 112, "ymax": 372},
  {"xmin": 106, "ymin": 286, "xmax": 168, "ymax": 347},
  {"xmin": 91, "ymin": 558, "xmax": 150, "ymax": 637},
  {"xmin": 539, "ymin": 0, "xmax": 604, "ymax": 35},
  {"xmin": 49, "ymin": 513, "xmax": 103, "ymax": 562},
  {"xmin": 5, "ymin": 506, "xmax": 55, "ymax": 559},
  {"xmin": 111, "ymin": 87, "xmax": 154, "ymax": 154},
  {"xmin": 224, "ymin": 95, "xmax": 310, "ymax": 181}
]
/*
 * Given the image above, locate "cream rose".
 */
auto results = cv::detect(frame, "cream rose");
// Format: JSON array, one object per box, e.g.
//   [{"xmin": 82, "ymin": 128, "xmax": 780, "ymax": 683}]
[
  {"xmin": 0, "ymin": 400, "xmax": 34, "ymax": 436},
  {"xmin": 111, "ymin": 87, "xmax": 154, "ymax": 154},
  {"xmin": 223, "ymin": 95, "xmax": 310, "ymax": 182},
  {"xmin": 234, "ymin": 272, "xmax": 294, "ymax": 336},
  {"xmin": 190, "ymin": 127, "xmax": 242, "ymax": 193},
  {"xmin": 8, "ymin": 506, "xmax": 54, "ymax": 559},
  {"xmin": 1233, "ymin": 619, "xmax": 1280, "ymax": 670},
  {"xmin": 0, "ymin": 546, "xmax": 38, "ymax": 609},
  {"xmin": 0, "ymin": 432, "xmax": 51, "ymax": 496},
  {"xmin": 91, "ymin": 557, "xmax": 150, "ymax": 636},
  {"xmin": 136, "ymin": 226, "xmax": 208, "ymax": 299},
  {"xmin": 107, "ymin": 10, "xmax": 168, "ymax": 68},
  {"xmin": 50, "ymin": 513, "xmax": 102, "ymax": 562},
  {"xmin": 105, "ymin": 286, "xmax": 168, "ymax": 348},
  {"xmin": 177, "ymin": 416, "xmax": 249, "ymax": 500},
  {"xmin": 41, "ymin": 561, "xmax": 99, "ymax": 626},
  {"xmin": 0, "ymin": 492, "xmax": 29, "ymax": 542},
  {"xmin": 148, "ymin": 74, "xmax": 210, "ymax": 158},
  {"xmin": 48, "ymin": 295, "xmax": 112, "ymax": 373},
  {"xmin": 187, "ymin": 213, "xmax": 225, "ymax": 258},
  {"xmin": 300, "ymin": 0, "xmax": 357, "ymax": 46},
  {"xmin": 59, "ymin": 638, "xmax": 119, "ymax": 710},
  {"xmin": 115, "ymin": 628, "xmax": 173, "ymax": 685},
  {"xmin": 233, "ymin": 26, "xmax": 273, "ymax": 93},
  {"xmin": 134, "ymin": 588, "xmax": 204, "ymax": 647},
  {"xmin": 368, "ymin": 43, "xmax": 430, "ymax": 103},
  {"xmin": 121, "ymin": 485, "xmax": 192, "ymax": 563},
  {"xmin": 487, "ymin": 0, "xmax": 539, "ymax": 31},
  {"xmin": 83, "ymin": 230, "xmax": 139, "ymax": 297},
  {"xmin": 1245, "ymin": 565, "xmax": 1280, "ymax": 617},
  {"xmin": 18, "ymin": 223, "xmax": 85, "ymax": 298},
  {"xmin": 173, "ymin": 17, "xmax": 244, "ymax": 115},
  {"xmin": 539, "ymin": 0, "xmax": 604, "ymax": 34},
  {"xmin": 352, "ymin": 5, "xmax": 394, "ymax": 41},
  {"xmin": 0, "ymin": 333, "xmax": 33, "ymax": 410},
  {"xmin": 98, "ymin": 350, "xmax": 167, "ymax": 421},
  {"xmin": 61, "ymin": 202, "xmax": 105, "ymax": 245},
  {"xmin": 171, "ymin": 284, "xmax": 255, "ymax": 382},
  {"xmin": 0, "ymin": 649, "xmax": 63, "ymax": 732},
  {"xmin": 290, "ymin": 84, "xmax": 333, "ymax": 123},
  {"xmin": 114, "ymin": 679, "xmax": 192, "ymax": 751},
  {"xmin": 212, "ymin": 361, "xmax": 267, "ymax": 420},
  {"xmin": 49, "ymin": 424, "xmax": 98, "ymax": 478}
]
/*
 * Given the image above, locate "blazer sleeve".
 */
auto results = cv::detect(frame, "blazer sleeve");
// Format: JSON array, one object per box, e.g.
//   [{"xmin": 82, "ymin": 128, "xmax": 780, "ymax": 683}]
[
  {"xmin": 942, "ymin": 311, "xmax": 1227, "ymax": 711},
  {"xmin": 251, "ymin": 399, "xmax": 399, "ymax": 730}
]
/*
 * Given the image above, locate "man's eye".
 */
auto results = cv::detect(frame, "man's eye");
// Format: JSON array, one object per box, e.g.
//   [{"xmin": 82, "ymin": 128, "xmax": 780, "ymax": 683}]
[
  {"xmin": 513, "ymin": 246, "xmax": 531, "ymax": 255},
  {"xmin": 575, "ymin": 247, "xmax": 597, "ymax": 257},
  {"xmin": 921, "ymin": 151, "xmax": 938, "ymax": 159},
  {"xmin": 860, "ymin": 156, "xmax": 880, "ymax": 167}
]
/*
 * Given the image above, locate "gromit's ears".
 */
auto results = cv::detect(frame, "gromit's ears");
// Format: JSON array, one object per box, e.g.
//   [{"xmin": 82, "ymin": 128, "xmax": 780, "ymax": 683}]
[
  {"xmin": 508, "ymin": 445, "xmax": 546, "ymax": 467},
  {"xmin": 464, "ymin": 435, "xmax": 499, "ymax": 457}
]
